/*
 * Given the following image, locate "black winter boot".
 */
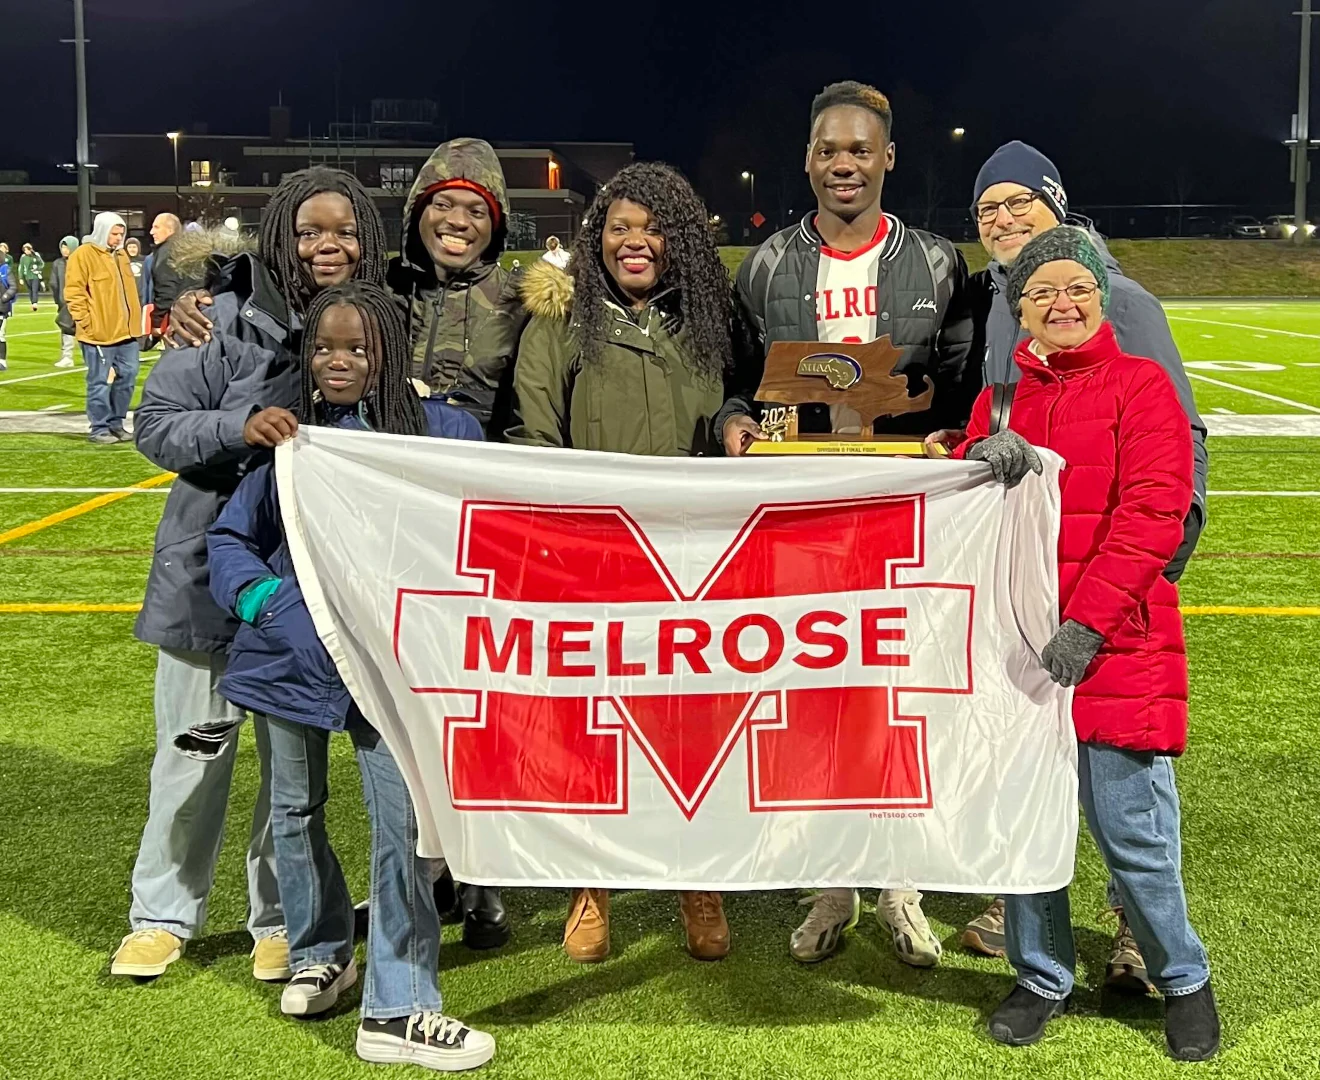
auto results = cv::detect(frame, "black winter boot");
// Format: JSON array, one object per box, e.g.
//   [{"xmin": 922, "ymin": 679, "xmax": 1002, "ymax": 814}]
[
  {"xmin": 1165, "ymin": 982, "xmax": 1220, "ymax": 1062},
  {"xmin": 988, "ymin": 985, "xmax": 1069, "ymax": 1046}
]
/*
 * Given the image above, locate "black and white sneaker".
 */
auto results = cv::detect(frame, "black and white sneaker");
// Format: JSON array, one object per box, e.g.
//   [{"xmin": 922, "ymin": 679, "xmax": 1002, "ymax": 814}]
[
  {"xmin": 357, "ymin": 1012, "xmax": 496, "ymax": 1072},
  {"xmin": 280, "ymin": 960, "xmax": 358, "ymax": 1016}
]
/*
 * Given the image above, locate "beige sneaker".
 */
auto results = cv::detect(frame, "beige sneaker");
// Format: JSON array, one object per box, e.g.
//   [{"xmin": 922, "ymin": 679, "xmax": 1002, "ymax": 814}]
[
  {"xmin": 111, "ymin": 929, "xmax": 184, "ymax": 977},
  {"xmin": 789, "ymin": 889, "xmax": 859, "ymax": 963},
  {"xmin": 252, "ymin": 929, "xmax": 292, "ymax": 982},
  {"xmin": 877, "ymin": 888, "xmax": 943, "ymax": 968}
]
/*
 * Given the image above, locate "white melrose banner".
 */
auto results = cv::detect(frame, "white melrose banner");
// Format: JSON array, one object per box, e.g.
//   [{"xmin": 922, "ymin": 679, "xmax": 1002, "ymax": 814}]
[{"xmin": 277, "ymin": 430, "xmax": 1077, "ymax": 893}]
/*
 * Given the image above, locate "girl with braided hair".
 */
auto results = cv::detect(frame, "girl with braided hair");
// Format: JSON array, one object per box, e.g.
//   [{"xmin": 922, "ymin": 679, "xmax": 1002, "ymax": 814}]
[
  {"xmin": 206, "ymin": 282, "xmax": 493, "ymax": 1070},
  {"xmin": 508, "ymin": 161, "xmax": 738, "ymax": 963}
]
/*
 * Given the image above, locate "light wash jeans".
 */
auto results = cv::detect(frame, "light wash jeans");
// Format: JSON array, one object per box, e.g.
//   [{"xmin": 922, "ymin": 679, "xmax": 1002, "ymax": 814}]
[
  {"xmin": 60, "ymin": 333, "xmax": 76, "ymax": 365},
  {"xmin": 267, "ymin": 713, "xmax": 443, "ymax": 1020},
  {"xmin": 129, "ymin": 648, "xmax": 283, "ymax": 941},
  {"xmin": 1005, "ymin": 742, "xmax": 1210, "ymax": 1000},
  {"xmin": 82, "ymin": 340, "xmax": 139, "ymax": 436}
]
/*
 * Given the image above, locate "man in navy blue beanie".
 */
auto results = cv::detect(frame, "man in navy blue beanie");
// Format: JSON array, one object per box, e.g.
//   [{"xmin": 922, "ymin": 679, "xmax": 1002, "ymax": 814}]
[{"xmin": 954, "ymin": 141, "xmax": 1209, "ymax": 1002}]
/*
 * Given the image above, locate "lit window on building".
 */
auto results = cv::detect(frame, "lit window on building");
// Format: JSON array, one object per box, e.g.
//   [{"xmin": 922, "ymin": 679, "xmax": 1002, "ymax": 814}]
[{"xmin": 190, "ymin": 160, "xmax": 213, "ymax": 187}]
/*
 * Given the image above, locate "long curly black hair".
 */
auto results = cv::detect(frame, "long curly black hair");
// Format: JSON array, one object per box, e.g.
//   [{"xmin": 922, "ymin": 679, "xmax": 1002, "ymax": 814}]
[
  {"xmin": 569, "ymin": 162, "xmax": 732, "ymax": 380},
  {"xmin": 259, "ymin": 166, "xmax": 388, "ymax": 319},
  {"xmin": 299, "ymin": 282, "xmax": 427, "ymax": 437}
]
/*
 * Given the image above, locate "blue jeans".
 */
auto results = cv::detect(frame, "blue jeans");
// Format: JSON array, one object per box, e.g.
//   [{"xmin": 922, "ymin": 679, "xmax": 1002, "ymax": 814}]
[
  {"xmin": 267, "ymin": 714, "xmax": 443, "ymax": 1020},
  {"xmin": 129, "ymin": 648, "xmax": 283, "ymax": 941},
  {"xmin": 27, "ymin": 279, "xmax": 40, "ymax": 306},
  {"xmin": 1005, "ymin": 742, "xmax": 1210, "ymax": 1000},
  {"xmin": 82, "ymin": 340, "xmax": 140, "ymax": 436}
]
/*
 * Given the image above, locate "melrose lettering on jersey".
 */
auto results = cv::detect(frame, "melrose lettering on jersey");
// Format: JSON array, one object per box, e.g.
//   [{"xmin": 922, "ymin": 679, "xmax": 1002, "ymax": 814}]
[
  {"xmin": 393, "ymin": 497, "xmax": 974, "ymax": 819},
  {"xmin": 816, "ymin": 286, "xmax": 879, "ymax": 322}
]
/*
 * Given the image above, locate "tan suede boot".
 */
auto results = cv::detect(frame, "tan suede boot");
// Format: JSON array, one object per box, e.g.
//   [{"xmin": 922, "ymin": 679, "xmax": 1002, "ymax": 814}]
[
  {"xmin": 564, "ymin": 888, "xmax": 610, "ymax": 963},
  {"xmin": 679, "ymin": 891, "xmax": 729, "ymax": 960}
]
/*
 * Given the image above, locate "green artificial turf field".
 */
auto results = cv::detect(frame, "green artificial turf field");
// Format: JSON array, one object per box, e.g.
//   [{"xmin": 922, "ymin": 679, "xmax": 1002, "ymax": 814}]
[{"xmin": 0, "ymin": 302, "xmax": 1317, "ymax": 1079}]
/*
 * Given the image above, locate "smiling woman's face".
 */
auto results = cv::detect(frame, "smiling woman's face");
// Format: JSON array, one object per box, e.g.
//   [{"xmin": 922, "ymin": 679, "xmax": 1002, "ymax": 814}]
[
  {"xmin": 295, "ymin": 191, "xmax": 360, "ymax": 291},
  {"xmin": 600, "ymin": 199, "xmax": 666, "ymax": 305},
  {"xmin": 1018, "ymin": 259, "xmax": 1105, "ymax": 353}
]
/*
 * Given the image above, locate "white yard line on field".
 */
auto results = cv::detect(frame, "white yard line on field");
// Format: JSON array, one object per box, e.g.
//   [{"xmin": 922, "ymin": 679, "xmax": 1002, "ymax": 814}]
[
  {"xmin": 0, "ymin": 487, "xmax": 170, "ymax": 494},
  {"xmin": 1167, "ymin": 315, "xmax": 1320, "ymax": 339},
  {"xmin": 0, "ymin": 369, "xmax": 83, "ymax": 387},
  {"xmin": 6, "ymin": 329, "xmax": 62, "ymax": 338},
  {"xmin": 1187, "ymin": 373, "xmax": 1320, "ymax": 414},
  {"xmin": 1208, "ymin": 491, "xmax": 1320, "ymax": 497}
]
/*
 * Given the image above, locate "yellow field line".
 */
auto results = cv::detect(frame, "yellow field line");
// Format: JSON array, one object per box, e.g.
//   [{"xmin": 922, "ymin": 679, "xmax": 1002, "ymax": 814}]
[
  {"xmin": 0, "ymin": 471, "xmax": 174, "ymax": 546},
  {"xmin": 0, "ymin": 603, "xmax": 142, "ymax": 613},
  {"xmin": 1181, "ymin": 605, "xmax": 1320, "ymax": 617},
  {"xmin": 0, "ymin": 602, "xmax": 1317, "ymax": 617}
]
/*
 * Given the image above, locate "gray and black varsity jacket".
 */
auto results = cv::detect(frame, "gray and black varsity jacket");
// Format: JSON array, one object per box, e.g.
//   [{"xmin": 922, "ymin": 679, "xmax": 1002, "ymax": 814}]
[{"xmin": 717, "ymin": 213, "xmax": 978, "ymax": 440}]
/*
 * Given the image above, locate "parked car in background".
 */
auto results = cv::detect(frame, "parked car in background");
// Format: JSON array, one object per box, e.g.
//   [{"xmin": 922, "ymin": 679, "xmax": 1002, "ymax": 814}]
[
  {"xmin": 1182, "ymin": 216, "xmax": 1219, "ymax": 238},
  {"xmin": 1264, "ymin": 215, "xmax": 1317, "ymax": 240},
  {"xmin": 1227, "ymin": 215, "xmax": 1267, "ymax": 239}
]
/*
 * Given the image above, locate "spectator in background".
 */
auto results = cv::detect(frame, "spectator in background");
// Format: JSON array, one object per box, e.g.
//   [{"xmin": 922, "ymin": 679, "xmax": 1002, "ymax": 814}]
[
  {"xmin": 125, "ymin": 236, "xmax": 146, "ymax": 292},
  {"xmin": 64, "ymin": 211, "xmax": 142, "ymax": 445},
  {"xmin": 50, "ymin": 235, "xmax": 80, "ymax": 368},
  {"xmin": 19, "ymin": 243, "xmax": 45, "ymax": 310},
  {"xmin": 0, "ymin": 242, "xmax": 11, "ymax": 267},
  {"xmin": 0, "ymin": 257, "xmax": 16, "ymax": 371},
  {"xmin": 149, "ymin": 213, "xmax": 190, "ymax": 338},
  {"xmin": 540, "ymin": 235, "xmax": 570, "ymax": 270}
]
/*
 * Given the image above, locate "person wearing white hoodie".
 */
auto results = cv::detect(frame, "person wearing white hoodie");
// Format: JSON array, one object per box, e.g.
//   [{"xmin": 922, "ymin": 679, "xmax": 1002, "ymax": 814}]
[{"xmin": 64, "ymin": 212, "xmax": 143, "ymax": 444}]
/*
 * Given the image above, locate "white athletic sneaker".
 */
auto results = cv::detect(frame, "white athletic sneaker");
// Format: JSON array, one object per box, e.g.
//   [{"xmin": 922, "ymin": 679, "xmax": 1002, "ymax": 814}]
[
  {"xmin": 877, "ymin": 888, "xmax": 942, "ymax": 968},
  {"xmin": 280, "ymin": 959, "xmax": 358, "ymax": 1016},
  {"xmin": 54, "ymin": 357, "xmax": 75, "ymax": 368},
  {"xmin": 789, "ymin": 888, "xmax": 860, "ymax": 962},
  {"xmin": 357, "ymin": 1011, "xmax": 496, "ymax": 1072}
]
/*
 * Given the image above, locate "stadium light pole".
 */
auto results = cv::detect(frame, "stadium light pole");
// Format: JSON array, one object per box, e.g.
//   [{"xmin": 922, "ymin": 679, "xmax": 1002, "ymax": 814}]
[
  {"xmin": 167, "ymin": 131, "xmax": 182, "ymax": 216},
  {"xmin": 1295, "ymin": 0, "xmax": 1314, "ymax": 244},
  {"xmin": 741, "ymin": 170, "xmax": 755, "ymax": 241},
  {"xmin": 67, "ymin": 0, "xmax": 92, "ymax": 238}
]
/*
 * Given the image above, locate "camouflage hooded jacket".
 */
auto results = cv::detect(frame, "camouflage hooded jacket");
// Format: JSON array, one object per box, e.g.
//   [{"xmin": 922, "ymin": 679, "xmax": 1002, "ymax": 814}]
[{"xmin": 385, "ymin": 138, "xmax": 528, "ymax": 432}]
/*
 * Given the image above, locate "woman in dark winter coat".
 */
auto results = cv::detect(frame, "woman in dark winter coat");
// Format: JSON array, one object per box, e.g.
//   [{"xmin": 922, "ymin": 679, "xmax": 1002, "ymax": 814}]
[
  {"xmin": 952, "ymin": 227, "xmax": 1219, "ymax": 1062},
  {"xmin": 508, "ymin": 161, "xmax": 737, "ymax": 963}
]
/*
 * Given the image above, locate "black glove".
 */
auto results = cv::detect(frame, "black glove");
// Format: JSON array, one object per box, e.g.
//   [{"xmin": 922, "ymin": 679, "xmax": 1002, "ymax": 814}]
[
  {"xmin": 1041, "ymin": 619, "xmax": 1104, "ymax": 687},
  {"xmin": 967, "ymin": 430, "xmax": 1043, "ymax": 488}
]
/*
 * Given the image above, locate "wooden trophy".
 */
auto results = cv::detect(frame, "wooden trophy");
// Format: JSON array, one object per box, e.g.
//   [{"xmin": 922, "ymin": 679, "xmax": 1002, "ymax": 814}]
[{"xmin": 745, "ymin": 336, "xmax": 939, "ymax": 456}]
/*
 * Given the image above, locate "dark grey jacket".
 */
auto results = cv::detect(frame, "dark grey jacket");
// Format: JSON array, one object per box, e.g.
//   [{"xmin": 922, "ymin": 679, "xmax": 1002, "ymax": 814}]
[
  {"xmin": 717, "ymin": 213, "xmax": 978, "ymax": 439},
  {"xmin": 133, "ymin": 254, "xmax": 300, "ymax": 653},
  {"xmin": 969, "ymin": 226, "xmax": 1207, "ymax": 580}
]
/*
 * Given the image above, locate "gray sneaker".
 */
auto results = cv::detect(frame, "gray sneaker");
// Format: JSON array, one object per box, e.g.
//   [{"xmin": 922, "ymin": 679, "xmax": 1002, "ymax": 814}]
[
  {"xmin": 789, "ymin": 889, "xmax": 859, "ymax": 963},
  {"xmin": 88, "ymin": 432, "xmax": 119, "ymax": 445},
  {"xmin": 1105, "ymin": 908, "xmax": 1155, "ymax": 995},
  {"xmin": 961, "ymin": 898, "xmax": 1007, "ymax": 958},
  {"xmin": 877, "ymin": 888, "xmax": 942, "ymax": 968}
]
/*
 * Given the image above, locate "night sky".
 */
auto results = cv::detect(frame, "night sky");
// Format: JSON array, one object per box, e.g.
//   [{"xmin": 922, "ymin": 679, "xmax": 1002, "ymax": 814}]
[{"xmin": 6, "ymin": 0, "xmax": 1313, "ymax": 220}]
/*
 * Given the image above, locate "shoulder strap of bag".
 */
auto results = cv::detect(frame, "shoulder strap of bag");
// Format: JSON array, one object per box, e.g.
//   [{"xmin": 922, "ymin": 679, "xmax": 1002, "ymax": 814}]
[{"xmin": 989, "ymin": 381, "xmax": 1016, "ymax": 436}]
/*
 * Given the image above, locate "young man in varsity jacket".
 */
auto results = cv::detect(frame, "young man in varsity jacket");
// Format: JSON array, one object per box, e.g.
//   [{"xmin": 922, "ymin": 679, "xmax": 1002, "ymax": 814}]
[
  {"xmin": 718, "ymin": 81, "xmax": 975, "ymax": 971},
  {"xmin": 718, "ymin": 80, "xmax": 977, "ymax": 456}
]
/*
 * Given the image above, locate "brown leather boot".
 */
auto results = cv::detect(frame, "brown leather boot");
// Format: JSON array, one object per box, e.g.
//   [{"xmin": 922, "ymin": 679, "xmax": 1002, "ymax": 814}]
[
  {"xmin": 679, "ymin": 890, "xmax": 729, "ymax": 960},
  {"xmin": 564, "ymin": 888, "xmax": 610, "ymax": 963}
]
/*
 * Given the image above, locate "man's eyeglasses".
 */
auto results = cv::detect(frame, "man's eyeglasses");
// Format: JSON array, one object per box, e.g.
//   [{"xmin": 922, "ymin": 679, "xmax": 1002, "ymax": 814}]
[
  {"xmin": 1022, "ymin": 282, "xmax": 1100, "ymax": 308},
  {"xmin": 973, "ymin": 192, "xmax": 1042, "ymax": 225}
]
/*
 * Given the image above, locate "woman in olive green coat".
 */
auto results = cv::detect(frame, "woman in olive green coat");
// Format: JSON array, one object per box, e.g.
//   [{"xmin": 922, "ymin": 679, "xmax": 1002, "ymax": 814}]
[
  {"xmin": 508, "ymin": 162, "xmax": 734, "ymax": 458},
  {"xmin": 507, "ymin": 161, "xmax": 737, "ymax": 963}
]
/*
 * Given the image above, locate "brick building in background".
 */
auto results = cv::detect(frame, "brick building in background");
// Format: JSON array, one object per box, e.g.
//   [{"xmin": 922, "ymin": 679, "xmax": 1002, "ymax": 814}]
[{"xmin": 0, "ymin": 101, "xmax": 633, "ymax": 257}]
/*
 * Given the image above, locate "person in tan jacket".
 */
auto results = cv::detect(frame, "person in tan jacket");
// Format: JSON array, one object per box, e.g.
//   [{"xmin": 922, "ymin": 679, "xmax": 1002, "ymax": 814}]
[{"xmin": 65, "ymin": 211, "xmax": 143, "ymax": 444}]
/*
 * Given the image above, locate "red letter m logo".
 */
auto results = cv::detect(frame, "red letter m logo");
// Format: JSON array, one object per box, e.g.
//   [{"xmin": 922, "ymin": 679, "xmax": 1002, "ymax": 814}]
[{"xmin": 394, "ymin": 496, "xmax": 973, "ymax": 819}]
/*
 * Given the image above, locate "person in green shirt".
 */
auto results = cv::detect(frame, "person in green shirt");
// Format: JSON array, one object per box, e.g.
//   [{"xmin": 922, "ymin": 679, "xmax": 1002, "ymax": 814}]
[
  {"xmin": 507, "ymin": 160, "xmax": 739, "ymax": 963},
  {"xmin": 18, "ymin": 243, "xmax": 45, "ymax": 310}
]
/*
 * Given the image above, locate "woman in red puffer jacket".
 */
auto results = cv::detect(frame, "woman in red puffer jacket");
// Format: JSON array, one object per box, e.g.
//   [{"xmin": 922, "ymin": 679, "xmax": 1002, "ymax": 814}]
[{"xmin": 953, "ymin": 226, "xmax": 1219, "ymax": 1062}]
